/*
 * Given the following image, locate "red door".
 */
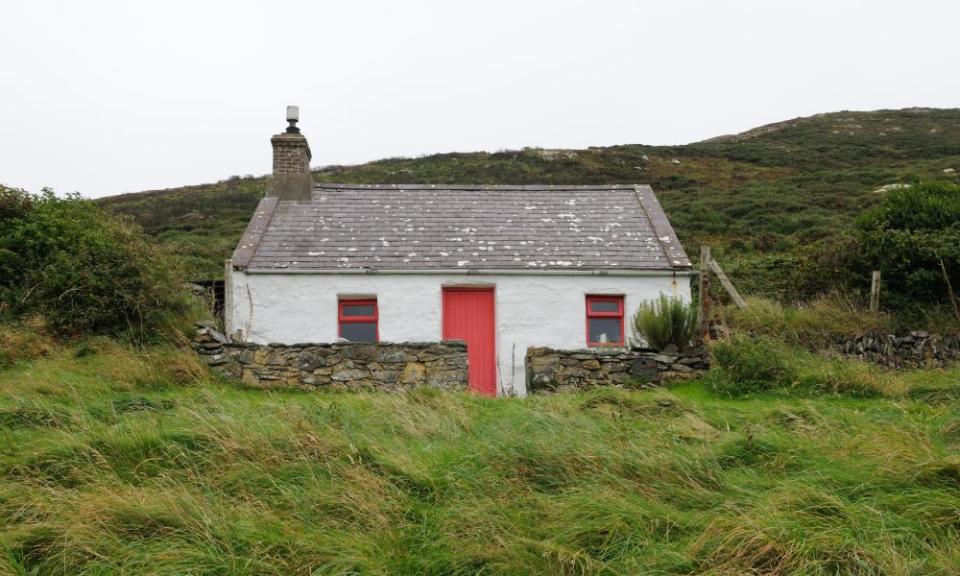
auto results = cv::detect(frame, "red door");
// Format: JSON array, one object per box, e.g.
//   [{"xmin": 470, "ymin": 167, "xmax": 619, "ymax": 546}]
[{"xmin": 442, "ymin": 288, "xmax": 497, "ymax": 396}]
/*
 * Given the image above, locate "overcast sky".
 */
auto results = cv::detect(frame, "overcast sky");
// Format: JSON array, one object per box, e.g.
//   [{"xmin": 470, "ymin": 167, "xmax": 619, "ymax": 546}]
[{"xmin": 1, "ymin": 0, "xmax": 957, "ymax": 198}]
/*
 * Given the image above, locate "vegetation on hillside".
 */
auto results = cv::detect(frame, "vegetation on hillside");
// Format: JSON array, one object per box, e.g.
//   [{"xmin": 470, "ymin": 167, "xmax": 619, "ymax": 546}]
[
  {"xmin": 0, "ymin": 185, "xmax": 187, "ymax": 338},
  {"xmin": 1, "ymin": 329, "xmax": 959, "ymax": 575},
  {"xmin": 98, "ymin": 109, "xmax": 960, "ymax": 311},
  {"xmin": 854, "ymin": 181, "xmax": 960, "ymax": 316}
]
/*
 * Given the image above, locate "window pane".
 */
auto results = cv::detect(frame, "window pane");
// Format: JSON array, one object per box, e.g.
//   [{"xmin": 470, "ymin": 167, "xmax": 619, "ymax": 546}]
[
  {"xmin": 341, "ymin": 322, "xmax": 377, "ymax": 342},
  {"xmin": 342, "ymin": 304, "xmax": 375, "ymax": 317},
  {"xmin": 588, "ymin": 318, "xmax": 622, "ymax": 344},
  {"xmin": 589, "ymin": 300, "xmax": 620, "ymax": 313}
]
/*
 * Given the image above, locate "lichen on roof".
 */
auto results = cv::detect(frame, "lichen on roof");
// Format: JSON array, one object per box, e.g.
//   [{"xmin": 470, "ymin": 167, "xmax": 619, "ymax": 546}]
[{"xmin": 231, "ymin": 184, "xmax": 691, "ymax": 272}]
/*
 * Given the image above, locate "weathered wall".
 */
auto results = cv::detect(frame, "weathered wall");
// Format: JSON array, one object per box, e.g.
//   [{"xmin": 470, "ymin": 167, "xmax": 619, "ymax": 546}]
[
  {"xmin": 526, "ymin": 346, "xmax": 709, "ymax": 392},
  {"xmin": 227, "ymin": 271, "xmax": 693, "ymax": 396},
  {"xmin": 194, "ymin": 325, "xmax": 467, "ymax": 390},
  {"xmin": 835, "ymin": 331, "xmax": 960, "ymax": 367}
]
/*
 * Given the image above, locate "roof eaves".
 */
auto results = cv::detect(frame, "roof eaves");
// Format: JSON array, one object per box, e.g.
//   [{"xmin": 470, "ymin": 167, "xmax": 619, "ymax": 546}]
[
  {"xmin": 230, "ymin": 196, "xmax": 279, "ymax": 270},
  {"xmin": 633, "ymin": 185, "xmax": 692, "ymax": 269}
]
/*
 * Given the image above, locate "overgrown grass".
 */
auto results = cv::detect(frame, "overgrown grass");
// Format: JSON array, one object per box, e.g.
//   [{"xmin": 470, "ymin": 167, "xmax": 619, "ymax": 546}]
[
  {"xmin": 705, "ymin": 333, "xmax": 904, "ymax": 398},
  {"xmin": 725, "ymin": 295, "xmax": 893, "ymax": 349},
  {"xmin": 1, "ymin": 335, "xmax": 959, "ymax": 574}
]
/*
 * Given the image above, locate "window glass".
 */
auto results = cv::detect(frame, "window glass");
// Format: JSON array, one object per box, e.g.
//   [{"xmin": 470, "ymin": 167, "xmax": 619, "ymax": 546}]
[
  {"xmin": 341, "ymin": 322, "xmax": 377, "ymax": 342},
  {"xmin": 342, "ymin": 304, "xmax": 375, "ymax": 317},
  {"xmin": 588, "ymin": 318, "xmax": 622, "ymax": 344},
  {"xmin": 589, "ymin": 300, "xmax": 620, "ymax": 313}
]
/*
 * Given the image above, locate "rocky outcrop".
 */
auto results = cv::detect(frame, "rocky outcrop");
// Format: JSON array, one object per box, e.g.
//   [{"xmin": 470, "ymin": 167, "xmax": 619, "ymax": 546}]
[
  {"xmin": 526, "ymin": 346, "xmax": 709, "ymax": 393},
  {"xmin": 835, "ymin": 331, "xmax": 960, "ymax": 367},
  {"xmin": 193, "ymin": 324, "xmax": 467, "ymax": 390}
]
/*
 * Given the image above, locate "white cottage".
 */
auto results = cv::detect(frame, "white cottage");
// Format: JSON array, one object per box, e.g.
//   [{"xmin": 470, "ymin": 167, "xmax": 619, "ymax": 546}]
[{"xmin": 225, "ymin": 108, "xmax": 692, "ymax": 396}]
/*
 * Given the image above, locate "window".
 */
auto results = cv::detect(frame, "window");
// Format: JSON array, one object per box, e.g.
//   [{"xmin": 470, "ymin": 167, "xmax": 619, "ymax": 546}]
[
  {"xmin": 586, "ymin": 295, "xmax": 624, "ymax": 346},
  {"xmin": 338, "ymin": 298, "xmax": 378, "ymax": 342}
]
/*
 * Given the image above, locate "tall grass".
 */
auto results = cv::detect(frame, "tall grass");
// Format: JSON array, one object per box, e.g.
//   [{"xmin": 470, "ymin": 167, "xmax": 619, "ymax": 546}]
[
  {"xmin": 706, "ymin": 334, "xmax": 895, "ymax": 398},
  {"xmin": 633, "ymin": 294, "xmax": 699, "ymax": 350},
  {"xmin": 1, "ymin": 335, "xmax": 959, "ymax": 574},
  {"xmin": 725, "ymin": 294, "xmax": 893, "ymax": 349}
]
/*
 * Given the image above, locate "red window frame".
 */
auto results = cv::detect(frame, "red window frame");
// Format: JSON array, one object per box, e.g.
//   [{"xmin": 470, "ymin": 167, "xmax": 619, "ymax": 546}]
[
  {"xmin": 338, "ymin": 298, "xmax": 379, "ymax": 342},
  {"xmin": 585, "ymin": 295, "xmax": 625, "ymax": 347}
]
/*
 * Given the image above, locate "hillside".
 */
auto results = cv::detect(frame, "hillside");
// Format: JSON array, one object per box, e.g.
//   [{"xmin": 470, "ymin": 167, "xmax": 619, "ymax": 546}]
[{"xmin": 99, "ymin": 108, "xmax": 960, "ymax": 296}]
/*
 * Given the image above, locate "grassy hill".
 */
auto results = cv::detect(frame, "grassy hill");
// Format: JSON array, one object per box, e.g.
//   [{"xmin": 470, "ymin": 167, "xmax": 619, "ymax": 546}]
[
  {"xmin": 2, "ymin": 332, "xmax": 959, "ymax": 575},
  {"xmin": 99, "ymin": 108, "xmax": 960, "ymax": 299}
]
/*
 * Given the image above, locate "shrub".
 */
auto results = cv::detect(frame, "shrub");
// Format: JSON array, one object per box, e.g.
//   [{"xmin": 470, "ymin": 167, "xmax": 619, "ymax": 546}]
[
  {"xmin": 855, "ymin": 181, "xmax": 960, "ymax": 312},
  {"xmin": 707, "ymin": 335, "xmax": 795, "ymax": 396},
  {"xmin": 707, "ymin": 334, "xmax": 887, "ymax": 398},
  {"xmin": 0, "ymin": 185, "xmax": 187, "ymax": 338},
  {"xmin": 633, "ymin": 294, "xmax": 699, "ymax": 350}
]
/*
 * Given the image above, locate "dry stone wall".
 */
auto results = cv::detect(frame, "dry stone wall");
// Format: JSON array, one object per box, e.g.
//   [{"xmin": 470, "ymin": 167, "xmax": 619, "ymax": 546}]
[
  {"xmin": 835, "ymin": 331, "xmax": 960, "ymax": 367},
  {"xmin": 526, "ymin": 346, "xmax": 709, "ymax": 393},
  {"xmin": 193, "ymin": 324, "xmax": 467, "ymax": 390}
]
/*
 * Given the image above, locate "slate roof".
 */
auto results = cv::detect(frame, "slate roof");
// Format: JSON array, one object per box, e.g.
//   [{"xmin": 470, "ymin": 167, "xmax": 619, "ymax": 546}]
[{"xmin": 232, "ymin": 184, "xmax": 691, "ymax": 273}]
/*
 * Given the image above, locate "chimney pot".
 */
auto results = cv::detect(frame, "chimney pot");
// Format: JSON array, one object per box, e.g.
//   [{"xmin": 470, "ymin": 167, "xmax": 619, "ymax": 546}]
[{"xmin": 285, "ymin": 104, "xmax": 301, "ymax": 134}]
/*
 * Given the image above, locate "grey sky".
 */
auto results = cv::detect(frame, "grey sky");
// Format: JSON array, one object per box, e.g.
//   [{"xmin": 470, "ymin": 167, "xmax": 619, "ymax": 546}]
[{"xmin": 2, "ymin": 0, "xmax": 957, "ymax": 198}]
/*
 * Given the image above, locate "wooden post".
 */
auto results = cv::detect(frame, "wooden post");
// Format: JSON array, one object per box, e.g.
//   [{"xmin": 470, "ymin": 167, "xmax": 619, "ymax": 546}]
[
  {"xmin": 699, "ymin": 245, "xmax": 711, "ymax": 341},
  {"xmin": 708, "ymin": 258, "xmax": 748, "ymax": 310},
  {"xmin": 869, "ymin": 270, "xmax": 881, "ymax": 313},
  {"xmin": 939, "ymin": 258, "xmax": 960, "ymax": 322}
]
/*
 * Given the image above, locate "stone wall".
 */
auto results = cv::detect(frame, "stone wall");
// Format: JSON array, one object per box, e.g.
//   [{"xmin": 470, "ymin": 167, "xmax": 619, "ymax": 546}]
[
  {"xmin": 193, "ymin": 324, "xmax": 467, "ymax": 390},
  {"xmin": 834, "ymin": 331, "xmax": 960, "ymax": 367},
  {"xmin": 526, "ymin": 346, "xmax": 709, "ymax": 393}
]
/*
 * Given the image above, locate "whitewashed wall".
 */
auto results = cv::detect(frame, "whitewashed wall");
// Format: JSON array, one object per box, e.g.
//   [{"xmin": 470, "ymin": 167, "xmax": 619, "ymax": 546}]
[{"xmin": 227, "ymin": 271, "xmax": 692, "ymax": 396}]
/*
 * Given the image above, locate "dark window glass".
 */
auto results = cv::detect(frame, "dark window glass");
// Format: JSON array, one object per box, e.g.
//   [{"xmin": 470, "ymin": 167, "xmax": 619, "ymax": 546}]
[
  {"xmin": 589, "ymin": 300, "xmax": 620, "ymax": 313},
  {"xmin": 588, "ymin": 318, "xmax": 622, "ymax": 344},
  {"xmin": 341, "ymin": 322, "xmax": 377, "ymax": 342},
  {"xmin": 342, "ymin": 304, "xmax": 375, "ymax": 317}
]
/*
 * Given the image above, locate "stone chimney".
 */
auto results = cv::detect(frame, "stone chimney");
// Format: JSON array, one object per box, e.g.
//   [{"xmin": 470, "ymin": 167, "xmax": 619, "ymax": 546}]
[{"xmin": 268, "ymin": 105, "xmax": 313, "ymax": 201}]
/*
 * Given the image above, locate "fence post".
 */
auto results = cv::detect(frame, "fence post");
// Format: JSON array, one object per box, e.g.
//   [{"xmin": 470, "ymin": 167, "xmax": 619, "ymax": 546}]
[
  {"xmin": 708, "ymin": 257, "xmax": 748, "ymax": 310},
  {"xmin": 869, "ymin": 270, "xmax": 881, "ymax": 313},
  {"xmin": 699, "ymin": 245, "xmax": 711, "ymax": 341}
]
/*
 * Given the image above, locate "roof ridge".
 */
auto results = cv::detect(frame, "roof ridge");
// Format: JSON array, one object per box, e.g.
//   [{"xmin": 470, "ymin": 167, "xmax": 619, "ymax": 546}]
[{"xmin": 313, "ymin": 183, "xmax": 643, "ymax": 190}]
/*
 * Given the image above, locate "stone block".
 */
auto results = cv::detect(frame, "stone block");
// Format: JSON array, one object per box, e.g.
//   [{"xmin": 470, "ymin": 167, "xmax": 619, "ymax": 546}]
[
  {"xmin": 400, "ymin": 362, "xmax": 427, "ymax": 384},
  {"xmin": 377, "ymin": 348, "xmax": 407, "ymax": 363},
  {"xmin": 343, "ymin": 344, "xmax": 377, "ymax": 362},
  {"xmin": 237, "ymin": 348, "xmax": 255, "ymax": 364},
  {"xmin": 241, "ymin": 369, "xmax": 260, "ymax": 387},
  {"xmin": 296, "ymin": 350, "xmax": 330, "ymax": 371},
  {"xmin": 426, "ymin": 370, "xmax": 466, "ymax": 390},
  {"xmin": 331, "ymin": 368, "xmax": 368, "ymax": 382}
]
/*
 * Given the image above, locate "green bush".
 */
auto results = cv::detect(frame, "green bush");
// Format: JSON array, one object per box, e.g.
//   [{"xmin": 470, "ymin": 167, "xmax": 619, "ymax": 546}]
[
  {"xmin": 855, "ymin": 181, "xmax": 960, "ymax": 313},
  {"xmin": 0, "ymin": 185, "xmax": 187, "ymax": 338},
  {"xmin": 707, "ymin": 334, "xmax": 887, "ymax": 398},
  {"xmin": 633, "ymin": 294, "xmax": 699, "ymax": 350},
  {"xmin": 707, "ymin": 335, "xmax": 795, "ymax": 396}
]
